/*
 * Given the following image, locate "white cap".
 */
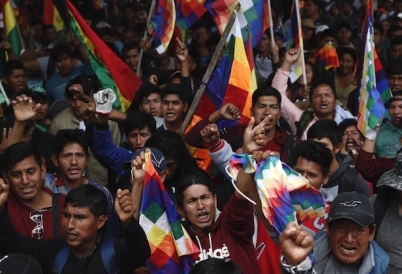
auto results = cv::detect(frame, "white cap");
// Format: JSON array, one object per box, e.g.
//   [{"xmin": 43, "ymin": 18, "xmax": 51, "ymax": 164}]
[{"xmin": 315, "ymin": 25, "xmax": 329, "ymax": 35}]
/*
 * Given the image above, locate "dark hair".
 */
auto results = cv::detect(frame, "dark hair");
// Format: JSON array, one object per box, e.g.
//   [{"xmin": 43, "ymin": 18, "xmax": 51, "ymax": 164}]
[
  {"xmin": 386, "ymin": 25, "xmax": 402, "ymax": 39},
  {"xmin": 122, "ymin": 41, "xmax": 140, "ymax": 55},
  {"xmin": 386, "ymin": 57, "xmax": 402, "ymax": 76},
  {"xmin": 338, "ymin": 118, "xmax": 364, "ymax": 140},
  {"xmin": 53, "ymin": 129, "xmax": 89, "ymax": 157},
  {"xmin": 307, "ymin": 119, "xmax": 342, "ymax": 147},
  {"xmin": 189, "ymin": 258, "xmax": 243, "ymax": 274},
  {"xmin": 138, "ymin": 84, "xmax": 162, "ymax": 103},
  {"xmin": 49, "ymin": 43, "xmax": 74, "ymax": 63},
  {"xmin": 64, "ymin": 184, "xmax": 108, "ymax": 218},
  {"xmin": 304, "ymin": 0, "xmax": 320, "ymax": 5},
  {"xmin": 374, "ymin": 22, "xmax": 384, "ymax": 36},
  {"xmin": 65, "ymin": 75, "xmax": 100, "ymax": 98},
  {"xmin": 175, "ymin": 172, "xmax": 215, "ymax": 207},
  {"xmin": 161, "ymin": 83, "xmax": 188, "ymax": 104},
  {"xmin": 2, "ymin": 142, "xmax": 43, "ymax": 172},
  {"xmin": 295, "ymin": 140, "xmax": 333, "ymax": 177},
  {"xmin": 252, "ymin": 86, "xmax": 281, "ymax": 107},
  {"xmin": 145, "ymin": 131, "xmax": 199, "ymax": 181},
  {"xmin": 123, "ymin": 111, "xmax": 156, "ymax": 136},
  {"xmin": 309, "ymin": 77, "xmax": 337, "ymax": 101},
  {"xmin": 43, "ymin": 24, "xmax": 56, "ymax": 33},
  {"xmin": 336, "ymin": 47, "xmax": 357, "ymax": 64},
  {"xmin": 3, "ymin": 60, "xmax": 25, "ymax": 77},
  {"xmin": 391, "ymin": 35, "xmax": 402, "ymax": 48}
]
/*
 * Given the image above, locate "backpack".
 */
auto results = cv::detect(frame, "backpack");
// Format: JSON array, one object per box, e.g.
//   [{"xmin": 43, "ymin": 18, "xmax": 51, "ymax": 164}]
[
  {"xmin": 52, "ymin": 235, "xmax": 117, "ymax": 274},
  {"xmin": 295, "ymin": 108, "xmax": 314, "ymax": 138}
]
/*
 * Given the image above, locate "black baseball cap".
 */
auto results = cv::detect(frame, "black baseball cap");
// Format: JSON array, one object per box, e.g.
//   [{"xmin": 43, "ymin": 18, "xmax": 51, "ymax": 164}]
[{"xmin": 327, "ymin": 192, "xmax": 374, "ymax": 227}]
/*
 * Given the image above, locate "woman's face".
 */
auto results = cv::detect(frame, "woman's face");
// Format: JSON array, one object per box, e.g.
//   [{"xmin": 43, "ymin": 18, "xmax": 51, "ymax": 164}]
[{"xmin": 381, "ymin": 20, "xmax": 391, "ymax": 34}]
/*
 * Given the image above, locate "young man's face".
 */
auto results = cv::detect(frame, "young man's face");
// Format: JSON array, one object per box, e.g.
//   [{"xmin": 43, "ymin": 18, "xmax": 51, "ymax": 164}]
[
  {"xmin": 310, "ymin": 84, "xmax": 336, "ymax": 118},
  {"xmin": 327, "ymin": 219, "xmax": 375, "ymax": 266},
  {"xmin": 293, "ymin": 156, "xmax": 328, "ymax": 189},
  {"xmin": 140, "ymin": 93, "xmax": 162, "ymax": 117},
  {"xmin": 389, "ymin": 96, "xmax": 402, "ymax": 128},
  {"xmin": 4, "ymin": 69, "xmax": 27, "ymax": 93},
  {"xmin": 52, "ymin": 143, "xmax": 89, "ymax": 184},
  {"xmin": 162, "ymin": 94, "xmax": 188, "ymax": 123},
  {"xmin": 62, "ymin": 203, "xmax": 106, "ymax": 256},
  {"xmin": 55, "ymin": 53, "xmax": 74, "ymax": 77},
  {"xmin": 123, "ymin": 48, "xmax": 140, "ymax": 72},
  {"xmin": 177, "ymin": 184, "xmax": 217, "ymax": 235},
  {"xmin": 251, "ymin": 95, "xmax": 280, "ymax": 134},
  {"xmin": 35, "ymin": 101, "xmax": 49, "ymax": 121},
  {"xmin": 3, "ymin": 155, "xmax": 46, "ymax": 203},
  {"xmin": 127, "ymin": 127, "xmax": 152, "ymax": 152}
]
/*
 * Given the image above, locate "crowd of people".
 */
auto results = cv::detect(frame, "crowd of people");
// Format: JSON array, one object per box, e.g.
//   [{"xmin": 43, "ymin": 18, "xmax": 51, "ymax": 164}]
[{"xmin": 0, "ymin": 0, "xmax": 401, "ymax": 273}]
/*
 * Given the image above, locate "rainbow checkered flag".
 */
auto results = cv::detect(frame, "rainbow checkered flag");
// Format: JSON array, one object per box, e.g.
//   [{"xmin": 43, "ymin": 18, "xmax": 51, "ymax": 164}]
[
  {"xmin": 192, "ymin": 13, "xmax": 254, "ymax": 130},
  {"xmin": 357, "ymin": 0, "xmax": 392, "ymax": 140},
  {"xmin": 148, "ymin": 0, "xmax": 176, "ymax": 54},
  {"xmin": 176, "ymin": 0, "xmax": 206, "ymax": 30},
  {"xmin": 229, "ymin": 154, "xmax": 326, "ymax": 237},
  {"xmin": 139, "ymin": 153, "xmax": 199, "ymax": 273},
  {"xmin": 205, "ymin": 0, "xmax": 269, "ymax": 48}
]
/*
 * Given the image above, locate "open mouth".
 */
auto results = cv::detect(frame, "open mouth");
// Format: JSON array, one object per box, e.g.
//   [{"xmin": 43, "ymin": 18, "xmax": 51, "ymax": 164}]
[
  {"xmin": 21, "ymin": 186, "xmax": 34, "ymax": 193},
  {"xmin": 340, "ymin": 244, "xmax": 357, "ymax": 254},
  {"xmin": 196, "ymin": 212, "xmax": 210, "ymax": 222}
]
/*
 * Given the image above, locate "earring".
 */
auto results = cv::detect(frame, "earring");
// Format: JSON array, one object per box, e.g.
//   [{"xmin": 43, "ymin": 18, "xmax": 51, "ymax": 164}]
[{"xmin": 181, "ymin": 217, "xmax": 186, "ymax": 222}]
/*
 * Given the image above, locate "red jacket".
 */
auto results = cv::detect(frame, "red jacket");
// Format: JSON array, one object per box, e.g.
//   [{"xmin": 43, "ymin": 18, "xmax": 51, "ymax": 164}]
[{"xmin": 185, "ymin": 195, "xmax": 260, "ymax": 274}]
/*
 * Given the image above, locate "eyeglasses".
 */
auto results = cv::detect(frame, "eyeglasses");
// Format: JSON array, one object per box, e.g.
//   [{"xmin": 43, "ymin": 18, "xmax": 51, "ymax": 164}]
[{"xmin": 30, "ymin": 210, "xmax": 44, "ymax": 239}]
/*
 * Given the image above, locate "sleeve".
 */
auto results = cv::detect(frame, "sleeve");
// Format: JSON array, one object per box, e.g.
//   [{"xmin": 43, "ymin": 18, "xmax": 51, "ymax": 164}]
[
  {"xmin": 355, "ymin": 149, "xmax": 394, "ymax": 184},
  {"xmin": 183, "ymin": 117, "xmax": 213, "ymax": 148},
  {"xmin": 221, "ymin": 195, "xmax": 254, "ymax": 241},
  {"xmin": 207, "ymin": 139, "xmax": 233, "ymax": 179},
  {"xmin": 92, "ymin": 123, "xmax": 133, "ymax": 176},
  {"xmin": 114, "ymin": 218, "xmax": 151, "ymax": 271},
  {"xmin": 271, "ymin": 68, "xmax": 303, "ymax": 134},
  {"xmin": 280, "ymin": 255, "xmax": 315, "ymax": 274}
]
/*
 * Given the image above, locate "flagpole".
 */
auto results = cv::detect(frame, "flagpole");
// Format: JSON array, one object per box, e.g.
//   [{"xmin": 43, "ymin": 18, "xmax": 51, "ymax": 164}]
[
  {"xmin": 295, "ymin": 0, "xmax": 307, "ymax": 87},
  {"xmin": 137, "ymin": 0, "xmax": 156, "ymax": 76},
  {"xmin": 179, "ymin": 3, "xmax": 241, "ymax": 135},
  {"xmin": 0, "ymin": 81, "xmax": 10, "ymax": 106},
  {"xmin": 267, "ymin": 0, "xmax": 274, "ymax": 42}
]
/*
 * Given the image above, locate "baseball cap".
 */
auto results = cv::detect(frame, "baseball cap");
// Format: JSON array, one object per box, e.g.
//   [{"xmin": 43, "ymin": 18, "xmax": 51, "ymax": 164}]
[
  {"xmin": 327, "ymin": 192, "xmax": 374, "ymax": 227},
  {"xmin": 0, "ymin": 254, "xmax": 42, "ymax": 274},
  {"xmin": 121, "ymin": 147, "xmax": 166, "ymax": 171}
]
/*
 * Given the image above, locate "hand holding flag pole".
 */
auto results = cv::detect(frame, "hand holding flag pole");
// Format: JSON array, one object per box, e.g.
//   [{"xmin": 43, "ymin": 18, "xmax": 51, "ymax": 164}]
[{"xmin": 180, "ymin": 3, "xmax": 241, "ymax": 135}]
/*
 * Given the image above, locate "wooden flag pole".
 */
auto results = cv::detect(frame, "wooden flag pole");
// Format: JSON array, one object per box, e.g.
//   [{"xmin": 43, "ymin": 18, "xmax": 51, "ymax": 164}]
[
  {"xmin": 267, "ymin": 0, "xmax": 274, "ymax": 42},
  {"xmin": 295, "ymin": 0, "xmax": 307, "ymax": 87},
  {"xmin": 179, "ymin": 3, "xmax": 241, "ymax": 135},
  {"xmin": 137, "ymin": 0, "xmax": 156, "ymax": 76}
]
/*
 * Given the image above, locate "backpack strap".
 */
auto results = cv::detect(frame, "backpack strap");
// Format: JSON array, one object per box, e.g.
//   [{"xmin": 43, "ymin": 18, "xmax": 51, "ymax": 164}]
[
  {"xmin": 52, "ymin": 241, "xmax": 70, "ymax": 274},
  {"xmin": 52, "ymin": 193, "xmax": 60, "ymax": 239},
  {"xmin": 374, "ymin": 187, "xmax": 393, "ymax": 239},
  {"xmin": 285, "ymin": 135, "xmax": 298, "ymax": 168},
  {"xmin": 102, "ymin": 235, "xmax": 117, "ymax": 274},
  {"xmin": 295, "ymin": 109, "xmax": 314, "ymax": 138},
  {"xmin": 52, "ymin": 236, "xmax": 117, "ymax": 274}
]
